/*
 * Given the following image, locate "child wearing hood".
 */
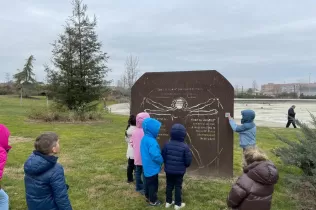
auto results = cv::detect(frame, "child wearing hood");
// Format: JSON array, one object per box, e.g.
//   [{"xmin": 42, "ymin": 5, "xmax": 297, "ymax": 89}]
[
  {"xmin": 0, "ymin": 124, "xmax": 12, "ymax": 210},
  {"xmin": 162, "ymin": 124, "xmax": 192, "ymax": 210},
  {"xmin": 140, "ymin": 118, "xmax": 163, "ymax": 206},
  {"xmin": 125, "ymin": 114, "xmax": 136, "ymax": 183},
  {"xmin": 228, "ymin": 110, "xmax": 256, "ymax": 166},
  {"xmin": 130, "ymin": 112, "xmax": 150, "ymax": 194},
  {"xmin": 227, "ymin": 147, "xmax": 279, "ymax": 210},
  {"xmin": 228, "ymin": 110, "xmax": 256, "ymax": 151},
  {"xmin": 24, "ymin": 132, "xmax": 72, "ymax": 210}
]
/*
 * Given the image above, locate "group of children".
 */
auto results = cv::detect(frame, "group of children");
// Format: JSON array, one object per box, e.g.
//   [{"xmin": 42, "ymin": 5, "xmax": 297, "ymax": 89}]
[
  {"xmin": 0, "ymin": 108, "xmax": 278, "ymax": 210},
  {"xmin": 125, "ymin": 110, "xmax": 279, "ymax": 210},
  {"xmin": 125, "ymin": 112, "xmax": 191, "ymax": 209}
]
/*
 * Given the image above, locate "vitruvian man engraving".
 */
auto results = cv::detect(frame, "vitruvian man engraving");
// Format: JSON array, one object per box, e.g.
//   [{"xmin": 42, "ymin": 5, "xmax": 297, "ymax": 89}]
[
  {"xmin": 143, "ymin": 97, "xmax": 222, "ymax": 120},
  {"xmin": 142, "ymin": 96, "xmax": 224, "ymax": 169}
]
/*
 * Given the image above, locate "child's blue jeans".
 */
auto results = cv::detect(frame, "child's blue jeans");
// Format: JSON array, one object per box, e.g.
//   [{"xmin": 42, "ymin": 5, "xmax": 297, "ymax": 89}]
[
  {"xmin": 135, "ymin": 165, "xmax": 144, "ymax": 192},
  {"xmin": 0, "ymin": 189, "xmax": 9, "ymax": 210},
  {"xmin": 145, "ymin": 174, "xmax": 159, "ymax": 203}
]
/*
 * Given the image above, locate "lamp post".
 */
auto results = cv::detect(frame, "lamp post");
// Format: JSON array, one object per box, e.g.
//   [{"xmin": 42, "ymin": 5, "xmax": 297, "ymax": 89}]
[{"xmin": 309, "ymin": 73, "xmax": 311, "ymax": 95}]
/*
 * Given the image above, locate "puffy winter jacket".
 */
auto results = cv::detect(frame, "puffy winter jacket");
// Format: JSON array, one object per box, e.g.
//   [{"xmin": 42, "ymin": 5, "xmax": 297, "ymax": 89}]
[
  {"xmin": 140, "ymin": 118, "xmax": 164, "ymax": 177},
  {"xmin": 229, "ymin": 110, "xmax": 256, "ymax": 148},
  {"xmin": 24, "ymin": 151, "xmax": 72, "ymax": 210},
  {"xmin": 227, "ymin": 161, "xmax": 279, "ymax": 210},
  {"xmin": 162, "ymin": 124, "xmax": 192, "ymax": 175},
  {"xmin": 0, "ymin": 124, "xmax": 12, "ymax": 188},
  {"xmin": 130, "ymin": 112, "xmax": 150, "ymax": 165},
  {"xmin": 126, "ymin": 125, "xmax": 136, "ymax": 159}
]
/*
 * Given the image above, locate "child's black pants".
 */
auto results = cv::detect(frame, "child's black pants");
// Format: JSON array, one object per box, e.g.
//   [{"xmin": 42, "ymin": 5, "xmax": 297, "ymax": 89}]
[{"xmin": 166, "ymin": 173, "xmax": 184, "ymax": 206}]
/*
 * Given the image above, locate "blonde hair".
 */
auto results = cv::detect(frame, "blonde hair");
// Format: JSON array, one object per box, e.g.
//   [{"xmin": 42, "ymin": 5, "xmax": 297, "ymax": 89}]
[{"xmin": 244, "ymin": 147, "xmax": 268, "ymax": 166}]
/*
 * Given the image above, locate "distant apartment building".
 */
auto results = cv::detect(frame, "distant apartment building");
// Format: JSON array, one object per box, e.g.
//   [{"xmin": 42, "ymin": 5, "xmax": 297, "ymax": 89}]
[{"xmin": 261, "ymin": 82, "xmax": 316, "ymax": 96}]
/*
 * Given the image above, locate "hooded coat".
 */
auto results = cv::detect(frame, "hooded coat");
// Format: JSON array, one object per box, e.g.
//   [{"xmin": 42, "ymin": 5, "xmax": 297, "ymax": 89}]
[
  {"xmin": 130, "ymin": 112, "xmax": 150, "ymax": 166},
  {"xmin": 125, "ymin": 125, "xmax": 136, "ymax": 159},
  {"xmin": 140, "ymin": 118, "xmax": 164, "ymax": 177},
  {"xmin": 24, "ymin": 151, "xmax": 72, "ymax": 210},
  {"xmin": 229, "ymin": 110, "xmax": 256, "ymax": 148},
  {"xmin": 0, "ymin": 124, "xmax": 11, "ymax": 186},
  {"xmin": 162, "ymin": 124, "xmax": 192, "ymax": 175},
  {"xmin": 227, "ymin": 161, "xmax": 279, "ymax": 210}
]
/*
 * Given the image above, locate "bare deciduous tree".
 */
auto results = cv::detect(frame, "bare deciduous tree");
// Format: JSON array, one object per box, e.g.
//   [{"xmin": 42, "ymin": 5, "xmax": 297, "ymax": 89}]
[
  {"xmin": 123, "ymin": 55, "xmax": 140, "ymax": 89},
  {"xmin": 234, "ymin": 84, "xmax": 239, "ymax": 96},
  {"xmin": 116, "ymin": 79, "xmax": 123, "ymax": 88},
  {"xmin": 252, "ymin": 80, "xmax": 258, "ymax": 91},
  {"xmin": 5, "ymin": 73, "xmax": 11, "ymax": 84}
]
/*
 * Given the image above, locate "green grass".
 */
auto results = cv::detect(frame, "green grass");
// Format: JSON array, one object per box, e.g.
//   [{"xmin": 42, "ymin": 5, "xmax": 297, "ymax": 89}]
[{"xmin": 0, "ymin": 95, "xmax": 301, "ymax": 210}]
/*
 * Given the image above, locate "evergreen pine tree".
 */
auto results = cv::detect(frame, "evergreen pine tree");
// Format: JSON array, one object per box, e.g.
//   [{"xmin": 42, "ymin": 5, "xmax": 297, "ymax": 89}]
[
  {"xmin": 47, "ymin": 0, "xmax": 110, "ymax": 111},
  {"xmin": 13, "ymin": 55, "xmax": 37, "ymax": 97},
  {"xmin": 274, "ymin": 113, "xmax": 316, "ymax": 183},
  {"xmin": 14, "ymin": 55, "xmax": 36, "ymax": 84}
]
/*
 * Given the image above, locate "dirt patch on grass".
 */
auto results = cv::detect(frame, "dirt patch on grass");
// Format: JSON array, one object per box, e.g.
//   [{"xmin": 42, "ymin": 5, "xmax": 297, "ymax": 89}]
[
  {"xmin": 111, "ymin": 189, "xmax": 140, "ymax": 199},
  {"xmin": 93, "ymin": 174, "xmax": 116, "ymax": 182},
  {"xmin": 87, "ymin": 182, "xmax": 140, "ymax": 200},
  {"xmin": 4, "ymin": 166, "xmax": 24, "ymax": 180},
  {"xmin": 58, "ymin": 154, "xmax": 74, "ymax": 173},
  {"xmin": 87, "ymin": 185, "xmax": 107, "ymax": 199},
  {"xmin": 210, "ymin": 199, "xmax": 227, "ymax": 206},
  {"xmin": 58, "ymin": 154, "xmax": 74, "ymax": 165},
  {"xmin": 25, "ymin": 119, "xmax": 112, "ymax": 125},
  {"xmin": 9, "ymin": 136, "xmax": 33, "ymax": 144},
  {"xmin": 185, "ymin": 175, "xmax": 234, "ymax": 184},
  {"xmin": 291, "ymin": 182, "xmax": 316, "ymax": 210}
]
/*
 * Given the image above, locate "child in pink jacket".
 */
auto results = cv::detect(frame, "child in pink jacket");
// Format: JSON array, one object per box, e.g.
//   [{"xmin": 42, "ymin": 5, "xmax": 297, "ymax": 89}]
[
  {"xmin": 0, "ymin": 124, "xmax": 12, "ymax": 210},
  {"xmin": 130, "ymin": 112, "xmax": 150, "ymax": 194}
]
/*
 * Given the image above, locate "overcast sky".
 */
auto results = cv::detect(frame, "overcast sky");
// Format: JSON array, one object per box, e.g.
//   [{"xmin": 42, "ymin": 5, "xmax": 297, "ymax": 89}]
[{"xmin": 1, "ymin": 0, "xmax": 316, "ymax": 88}]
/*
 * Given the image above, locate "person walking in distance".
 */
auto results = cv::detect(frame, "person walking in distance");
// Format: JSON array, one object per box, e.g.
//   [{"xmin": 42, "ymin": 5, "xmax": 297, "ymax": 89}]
[{"xmin": 286, "ymin": 105, "xmax": 297, "ymax": 128}]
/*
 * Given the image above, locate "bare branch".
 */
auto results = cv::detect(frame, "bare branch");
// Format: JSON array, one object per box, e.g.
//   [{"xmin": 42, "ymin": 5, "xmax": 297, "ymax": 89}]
[{"xmin": 124, "ymin": 55, "xmax": 140, "ymax": 89}]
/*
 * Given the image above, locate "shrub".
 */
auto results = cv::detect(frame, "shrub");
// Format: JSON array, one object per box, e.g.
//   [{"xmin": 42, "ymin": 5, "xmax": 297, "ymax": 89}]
[
  {"xmin": 28, "ymin": 102, "xmax": 105, "ymax": 122},
  {"xmin": 274, "ymin": 112, "xmax": 316, "ymax": 209},
  {"xmin": 274, "ymin": 113, "xmax": 316, "ymax": 178}
]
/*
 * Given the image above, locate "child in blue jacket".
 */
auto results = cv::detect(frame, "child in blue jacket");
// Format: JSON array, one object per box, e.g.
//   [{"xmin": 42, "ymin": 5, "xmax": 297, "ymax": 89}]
[
  {"xmin": 162, "ymin": 124, "xmax": 192, "ymax": 210},
  {"xmin": 140, "ymin": 118, "xmax": 164, "ymax": 206},
  {"xmin": 228, "ymin": 110, "xmax": 256, "ymax": 166},
  {"xmin": 24, "ymin": 132, "xmax": 72, "ymax": 210}
]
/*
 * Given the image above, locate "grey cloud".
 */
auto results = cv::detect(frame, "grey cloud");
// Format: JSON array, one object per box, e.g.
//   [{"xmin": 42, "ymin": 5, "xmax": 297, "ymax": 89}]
[{"xmin": 1, "ymin": 0, "xmax": 316, "ymax": 86}]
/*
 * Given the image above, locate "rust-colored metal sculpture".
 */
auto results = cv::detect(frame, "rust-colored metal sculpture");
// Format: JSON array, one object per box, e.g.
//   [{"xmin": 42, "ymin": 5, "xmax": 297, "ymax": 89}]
[{"xmin": 131, "ymin": 70, "xmax": 234, "ymax": 177}]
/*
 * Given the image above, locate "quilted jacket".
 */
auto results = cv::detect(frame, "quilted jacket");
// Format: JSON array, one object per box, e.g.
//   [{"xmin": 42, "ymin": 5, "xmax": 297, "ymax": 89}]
[
  {"xmin": 227, "ymin": 161, "xmax": 279, "ymax": 210},
  {"xmin": 24, "ymin": 151, "xmax": 72, "ymax": 210},
  {"xmin": 162, "ymin": 124, "xmax": 192, "ymax": 175},
  {"xmin": 0, "ymin": 124, "xmax": 12, "ymax": 188}
]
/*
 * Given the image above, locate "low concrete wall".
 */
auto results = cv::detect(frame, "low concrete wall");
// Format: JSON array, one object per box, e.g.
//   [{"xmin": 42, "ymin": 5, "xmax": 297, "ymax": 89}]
[{"xmin": 235, "ymin": 98, "xmax": 316, "ymax": 103}]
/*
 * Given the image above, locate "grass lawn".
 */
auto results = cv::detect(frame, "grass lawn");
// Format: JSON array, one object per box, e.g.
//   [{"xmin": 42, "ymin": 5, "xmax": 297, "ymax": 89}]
[{"xmin": 0, "ymin": 95, "xmax": 301, "ymax": 210}]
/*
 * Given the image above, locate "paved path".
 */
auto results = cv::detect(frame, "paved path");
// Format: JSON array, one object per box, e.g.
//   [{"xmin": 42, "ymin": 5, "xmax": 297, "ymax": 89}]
[{"xmin": 108, "ymin": 102, "xmax": 316, "ymax": 128}]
